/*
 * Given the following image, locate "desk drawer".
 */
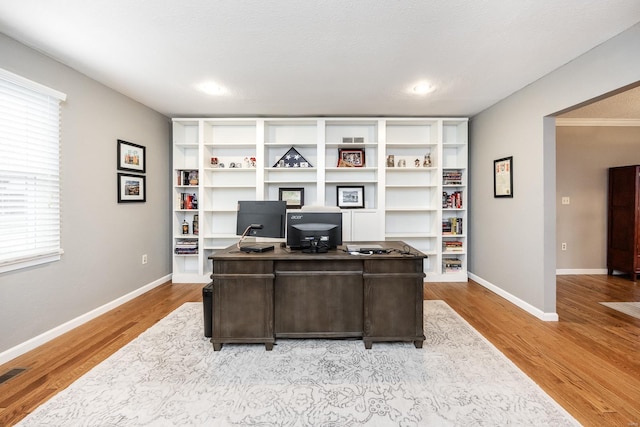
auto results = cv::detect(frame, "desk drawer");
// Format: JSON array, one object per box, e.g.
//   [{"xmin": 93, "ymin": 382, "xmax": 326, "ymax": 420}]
[{"xmin": 275, "ymin": 269, "xmax": 363, "ymax": 336}]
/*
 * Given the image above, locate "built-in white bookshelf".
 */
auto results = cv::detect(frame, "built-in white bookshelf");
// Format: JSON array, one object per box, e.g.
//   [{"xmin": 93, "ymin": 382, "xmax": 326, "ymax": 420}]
[{"xmin": 172, "ymin": 117, "xmax": 468, "ymax": 283}]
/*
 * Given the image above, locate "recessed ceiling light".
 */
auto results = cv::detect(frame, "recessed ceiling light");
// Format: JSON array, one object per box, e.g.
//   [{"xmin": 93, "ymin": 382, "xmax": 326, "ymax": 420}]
[
  {"xmin": 412, "ymin": 82, "xmax": 435, "ymax": 95},
  {"xmin": 198, "ymin": 81, "xmax": 226, "ymax": 95}
]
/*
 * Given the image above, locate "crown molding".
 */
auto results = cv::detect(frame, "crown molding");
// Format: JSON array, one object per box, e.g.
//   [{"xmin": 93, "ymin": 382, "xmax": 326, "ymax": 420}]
[{"xmin": 556, "ymin": 118, "xmax": 640, "ymax": 127}]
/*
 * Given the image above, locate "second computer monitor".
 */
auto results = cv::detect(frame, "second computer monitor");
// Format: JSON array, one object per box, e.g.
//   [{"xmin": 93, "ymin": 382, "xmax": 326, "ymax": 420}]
[
  {"xmin": 236, "ymin": 200, "xmax": 287, "ymax": 238},
  {"xmin": 286, "ymin": 211, "xmax": 343, "ymax": 251}
]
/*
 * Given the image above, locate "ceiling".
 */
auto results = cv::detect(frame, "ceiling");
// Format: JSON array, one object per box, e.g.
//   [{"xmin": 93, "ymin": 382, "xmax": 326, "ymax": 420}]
[
  {"xmin": 1, "ymin": 1, "xmax": 639, "ymax": 118},
  {"xmin": 559, "ymin": 84, "xmax": 640, "ymax": 119}
]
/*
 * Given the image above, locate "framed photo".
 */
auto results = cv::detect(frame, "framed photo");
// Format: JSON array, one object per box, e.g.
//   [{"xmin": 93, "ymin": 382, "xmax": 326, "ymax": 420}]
[
  {"xmin": 117, "ymin": 139, "xmax": 146, "ymax": 173},
  {"xmin": 494, "ymin": 156, "xmax": 513, "ymax": 198},
  {"xmin": 117, "ymin": 173, "xmax": 146, "ymax": 203},
  {"xmin": 337, "ymin": 148, "xmax": 365, "ymax": 167},
  {"xmin": 279, "ymin": 187, "xmax": 304, "ymax": 209},
  {"xmin": 337, "ymin": 185, "xmax": 365, "ymax": 209}
]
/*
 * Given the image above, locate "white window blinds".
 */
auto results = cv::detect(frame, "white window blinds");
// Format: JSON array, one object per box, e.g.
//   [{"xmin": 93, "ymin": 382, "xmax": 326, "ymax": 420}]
[{"xmin": 0, "ymin": 68, "xmax": 66, "ymax": 273}]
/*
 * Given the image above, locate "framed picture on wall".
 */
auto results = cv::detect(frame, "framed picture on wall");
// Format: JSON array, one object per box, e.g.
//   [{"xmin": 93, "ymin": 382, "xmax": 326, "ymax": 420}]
[
  {"xmin": 117, "ymin": 173, "xmax": 146, "ymax": 203},
  {"xmin": 279, "ymin": 187, "xmax": 304, "ymax": 209},
  {"xmin": 117, "ymin": 139, "xmax": 146, "ymax": 173},
  {"xmin": 337, "ymin": 185, "xmax": 365, "ymax": 208},
  {"xmin": 494, "ymin": 156, "xmax": 513, "ymax": 198}
]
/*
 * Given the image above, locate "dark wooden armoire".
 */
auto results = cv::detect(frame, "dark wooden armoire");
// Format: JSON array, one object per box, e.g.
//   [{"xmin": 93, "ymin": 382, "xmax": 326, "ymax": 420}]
[{"xmin": 607, "ymin": 165, "xmax": 640, "ymax": 281}]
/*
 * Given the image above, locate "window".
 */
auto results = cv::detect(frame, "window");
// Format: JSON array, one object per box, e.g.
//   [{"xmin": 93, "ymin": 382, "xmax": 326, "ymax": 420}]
[{"xmin": 0, "ymin": 68, "xmax": 66, "ymax": 273}]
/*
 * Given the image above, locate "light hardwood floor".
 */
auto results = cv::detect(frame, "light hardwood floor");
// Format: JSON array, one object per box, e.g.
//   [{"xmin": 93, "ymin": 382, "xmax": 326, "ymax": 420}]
[{"xmin": 1, "ymin": 275, "xmax": 639, "ymax": 426}]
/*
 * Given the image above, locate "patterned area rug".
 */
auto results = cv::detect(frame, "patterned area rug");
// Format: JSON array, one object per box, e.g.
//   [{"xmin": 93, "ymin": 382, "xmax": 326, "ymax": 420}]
[
  {"xmin": 600, "ymin": 301, "xmax": 640, "ymax": 320},
  {"xmin": 17, "ymin": 301, "xmax": 579, "ymax": 426}
]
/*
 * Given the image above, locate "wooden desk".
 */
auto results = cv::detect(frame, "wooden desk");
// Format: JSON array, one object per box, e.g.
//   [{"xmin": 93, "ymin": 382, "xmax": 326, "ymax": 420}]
[{"xmin": 208, "ymin": 241, "xmax": 426, "ymax": 350}]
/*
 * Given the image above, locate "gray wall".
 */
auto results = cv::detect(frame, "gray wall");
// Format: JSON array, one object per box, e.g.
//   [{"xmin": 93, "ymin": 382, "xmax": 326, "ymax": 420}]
[
  {"xmin": 556, "ymin": 125, "xmax": 640, "ymax": 271},
  {"xmin": 0, "ymin": 34, "xmax": 172, "ymax": 355},
  {"xmin": 469, "ymin": 23, "xmax": 640, "ymax": 317}
]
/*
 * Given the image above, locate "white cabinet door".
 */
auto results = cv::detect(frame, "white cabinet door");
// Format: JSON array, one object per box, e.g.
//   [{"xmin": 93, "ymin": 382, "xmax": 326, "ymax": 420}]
[{"xmin": 347, "ymin": 210, "xmax": 383, "ymax": 241}]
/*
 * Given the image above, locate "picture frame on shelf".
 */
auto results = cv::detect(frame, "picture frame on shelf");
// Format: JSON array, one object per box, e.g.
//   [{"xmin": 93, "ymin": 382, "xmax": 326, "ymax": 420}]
[
  {"xmin": 117, "ymin": 139, "xmax": 146, "ymax": 173},
  {"xmin": 337, "ymin": 185, "xmax": 365, "ymax": 209},
  {"xmin": 337, "ymin": 148, "xmax": 365, "ymax": 167},
  {"xmin": 117, "ymin": 173, "xmax": 146, "ymax": 203},
  {"xmin": 494, "ymin": 156, "xmax": 513, "ymax": 198},
  {"xmin": 279, "ymin": 187, "xmax": 305, "ymax": 209}
]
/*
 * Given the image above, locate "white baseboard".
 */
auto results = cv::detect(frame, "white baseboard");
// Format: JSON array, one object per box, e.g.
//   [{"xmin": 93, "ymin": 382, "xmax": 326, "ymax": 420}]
[
  {"xmin": 556, "ymin": 268, "xmax": 608, "ymax": 275},
  {"xmin": 0, "ymin": 274, "xmax": 171, "ymax": 366},
  {"xmin": 468, "ymin": 273, "xmax": 559, "ymax": 321}
]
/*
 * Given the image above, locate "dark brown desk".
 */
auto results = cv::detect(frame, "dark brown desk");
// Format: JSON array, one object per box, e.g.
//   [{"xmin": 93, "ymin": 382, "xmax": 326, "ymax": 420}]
[{"xmin": 208, "ymin": 241, "xmax": 426, "ymax": 351}]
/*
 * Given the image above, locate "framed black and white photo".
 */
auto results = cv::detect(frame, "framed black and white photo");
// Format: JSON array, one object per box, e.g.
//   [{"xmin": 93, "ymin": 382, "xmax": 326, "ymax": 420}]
[
  {"xmin": 494, "ymin": 156, "xmax": 513, "ymax": 198},
  {"xmin": 117, "ymin": 173, "xmax": 146, "ymax": 203},
  {"xmin": 337, "ymin": 185, "xmax": 365, "ymax": 208},
  {"xmin": 117, "ymin": 139, "xmax": 146, "ymax": 173},
  {"xmin": 279, "ymin": 187, "xmax": 304, "ymax": 209}
]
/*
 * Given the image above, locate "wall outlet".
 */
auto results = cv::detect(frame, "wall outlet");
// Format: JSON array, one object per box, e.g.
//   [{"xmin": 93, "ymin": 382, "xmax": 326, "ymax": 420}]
[
  {"xmin": 561, "ymin": 243, "xmax": 567, "ymax": 251},
  {"xmin": 142, "ymin": 254, "xmax": 148, "ymax": 264}
]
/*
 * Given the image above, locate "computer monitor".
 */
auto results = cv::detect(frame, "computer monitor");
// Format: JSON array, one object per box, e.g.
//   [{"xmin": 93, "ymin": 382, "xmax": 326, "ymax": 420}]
[
  {"xmin": 236, "ymin": 200, "xmax": 287, "ymax": 238},
  {"xmin": 286, "ymin": 212, "xmax": 343, "ymax": 252}
]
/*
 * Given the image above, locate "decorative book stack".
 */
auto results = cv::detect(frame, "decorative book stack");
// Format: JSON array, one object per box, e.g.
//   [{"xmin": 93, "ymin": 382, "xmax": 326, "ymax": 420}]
[{"xmin": 175, "ymin": 239, "xmax": 198, "ymax": 255}]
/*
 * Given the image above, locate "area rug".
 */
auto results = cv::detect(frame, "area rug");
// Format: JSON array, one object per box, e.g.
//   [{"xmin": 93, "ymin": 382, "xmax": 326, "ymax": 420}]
[
  {"xmin": 600, "ymin": 301, "xmax": 640, "ymax": 320},
  {"xmin": 17, "ymin": 301, "xmax": 579, "ymax": 426}
]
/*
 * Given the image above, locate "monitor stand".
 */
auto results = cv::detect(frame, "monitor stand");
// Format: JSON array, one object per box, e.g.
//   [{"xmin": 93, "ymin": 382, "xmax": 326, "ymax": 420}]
[{"xmin": 240, "ymin": 243, "xmax": 275, "ymax": 253}]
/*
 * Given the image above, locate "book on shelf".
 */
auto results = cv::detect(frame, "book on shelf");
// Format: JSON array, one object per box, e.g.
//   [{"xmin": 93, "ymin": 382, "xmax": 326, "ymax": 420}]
[
  {"xmin": 175, "ymin": 238, "xmax": 198, "ymax": 254},
  {"xmin": 442, "ymin": 191, "xmax": 463, "ymax": 208},
  {"xmin": 179, "ymin": 193, "xmax": 198, "ymax": 210},
  {"xmin": 443, "ymin": 170, "xmax": 463, "ymax": 185},
  {"xmin": 442, "ymin": 257, "xmax": 463, "ymax": 272},
  {"xmin": 176, "ymin": 170, "xmax": 199, "ymax": 186},
  {"xmin": 443, "ymin": 240, "xmax": 464, "ymax": 251},
  {"xmin": 442, "ymin": 217, "xmax": 463, "ymax": 235}
]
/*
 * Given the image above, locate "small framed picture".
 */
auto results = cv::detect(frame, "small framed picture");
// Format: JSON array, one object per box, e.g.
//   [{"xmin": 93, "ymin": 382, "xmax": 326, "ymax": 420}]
[
  {"xmin": 494, "ymin": 156, "xmax": 513, "ymax": 198},
  {"xmin": 337, "ymin": 185, "xmax": 365, "ymax": 209},
  {"xmin": 337, "ymin": 148, "xmax": 365, "ymax": 167},
  {"xmin": 279, "ymin": 187, "xmax": 305, "ymax": 209},
  {"xmin": 117, "ymin": 139, "xmax": 146, "ymax": 173},
  {"xmin": 117, "ymin": 173, "xmax": 146, "ymax": 203}
]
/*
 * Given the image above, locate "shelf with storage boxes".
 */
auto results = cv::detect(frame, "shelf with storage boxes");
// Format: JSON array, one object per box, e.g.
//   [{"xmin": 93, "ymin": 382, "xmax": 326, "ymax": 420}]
[
  {"xmin": 439, "ymin": 119, "xmax": 468, "ymax": 280},
  {"xmin": 324, "ymin": 119, "xmax": 379, "ymax": 211},
  {"xmin": 201, "ymin": 120, "xmax": 258, "ymax": 254},
  {"xmin": 323, "ymin": 119, "xmax": 382, "ymax": 240},
  {"xmin": 383, "ymin": 119, "xmax": 439, "ymax": 276},
  {"xmin": 172, "ymin": 119, "xmax": 204, "ymax": 282},
  {"xmin": 263, "ymin": 119, "xmax": 318, "ymax": 206},
  {"xmin": 172, "ymin": 117, "xmax": 468, "ymax": 282}
]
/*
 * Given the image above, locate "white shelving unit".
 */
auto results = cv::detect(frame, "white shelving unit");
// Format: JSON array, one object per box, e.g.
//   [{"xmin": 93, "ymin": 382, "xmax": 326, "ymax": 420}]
[{"xmin": 172, "ymin": 117, "xmax": 468, "ymax": 283}]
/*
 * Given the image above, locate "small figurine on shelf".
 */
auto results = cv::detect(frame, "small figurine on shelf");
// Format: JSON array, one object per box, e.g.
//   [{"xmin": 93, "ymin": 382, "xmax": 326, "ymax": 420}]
[
  {"xmin": 386, "ymin": 155, "xmax": 395, "ymax": 167},
  {"xmin": 423, "ymin": 153, "xmax": 432, "ymax": 167},
  {"xmin": 182, "ymin": 219, "xmax": 189, "ymax": 235}
]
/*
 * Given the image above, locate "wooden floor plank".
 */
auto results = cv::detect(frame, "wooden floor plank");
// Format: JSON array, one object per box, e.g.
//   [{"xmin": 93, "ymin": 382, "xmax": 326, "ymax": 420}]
[{"xmin": 0, "ymin": 276, "xmax": 639, "ymax": 426}]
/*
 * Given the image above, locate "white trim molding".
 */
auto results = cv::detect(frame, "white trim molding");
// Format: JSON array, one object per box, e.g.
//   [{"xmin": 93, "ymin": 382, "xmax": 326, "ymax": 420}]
[
  {"xmin": 468, "ymin": 273, "xmax": 559, "ymax": 321},
  {"xmin": 0, "ymin": 275, "xmax": 171, "ymax": 366},
  {"xmin": 556, "ymin": 268, "xmax": 608, "ymax": 275}
]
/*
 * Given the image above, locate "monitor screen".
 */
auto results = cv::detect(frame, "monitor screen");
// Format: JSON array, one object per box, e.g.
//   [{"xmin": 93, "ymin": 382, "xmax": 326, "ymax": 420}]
[
  {"xmin": 236, "ymin": 200, "xmax": 287, "ymax": 238},
  {"xmin": 286, "ymin": 212, "xmax": 343, "ymax": 252}
]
